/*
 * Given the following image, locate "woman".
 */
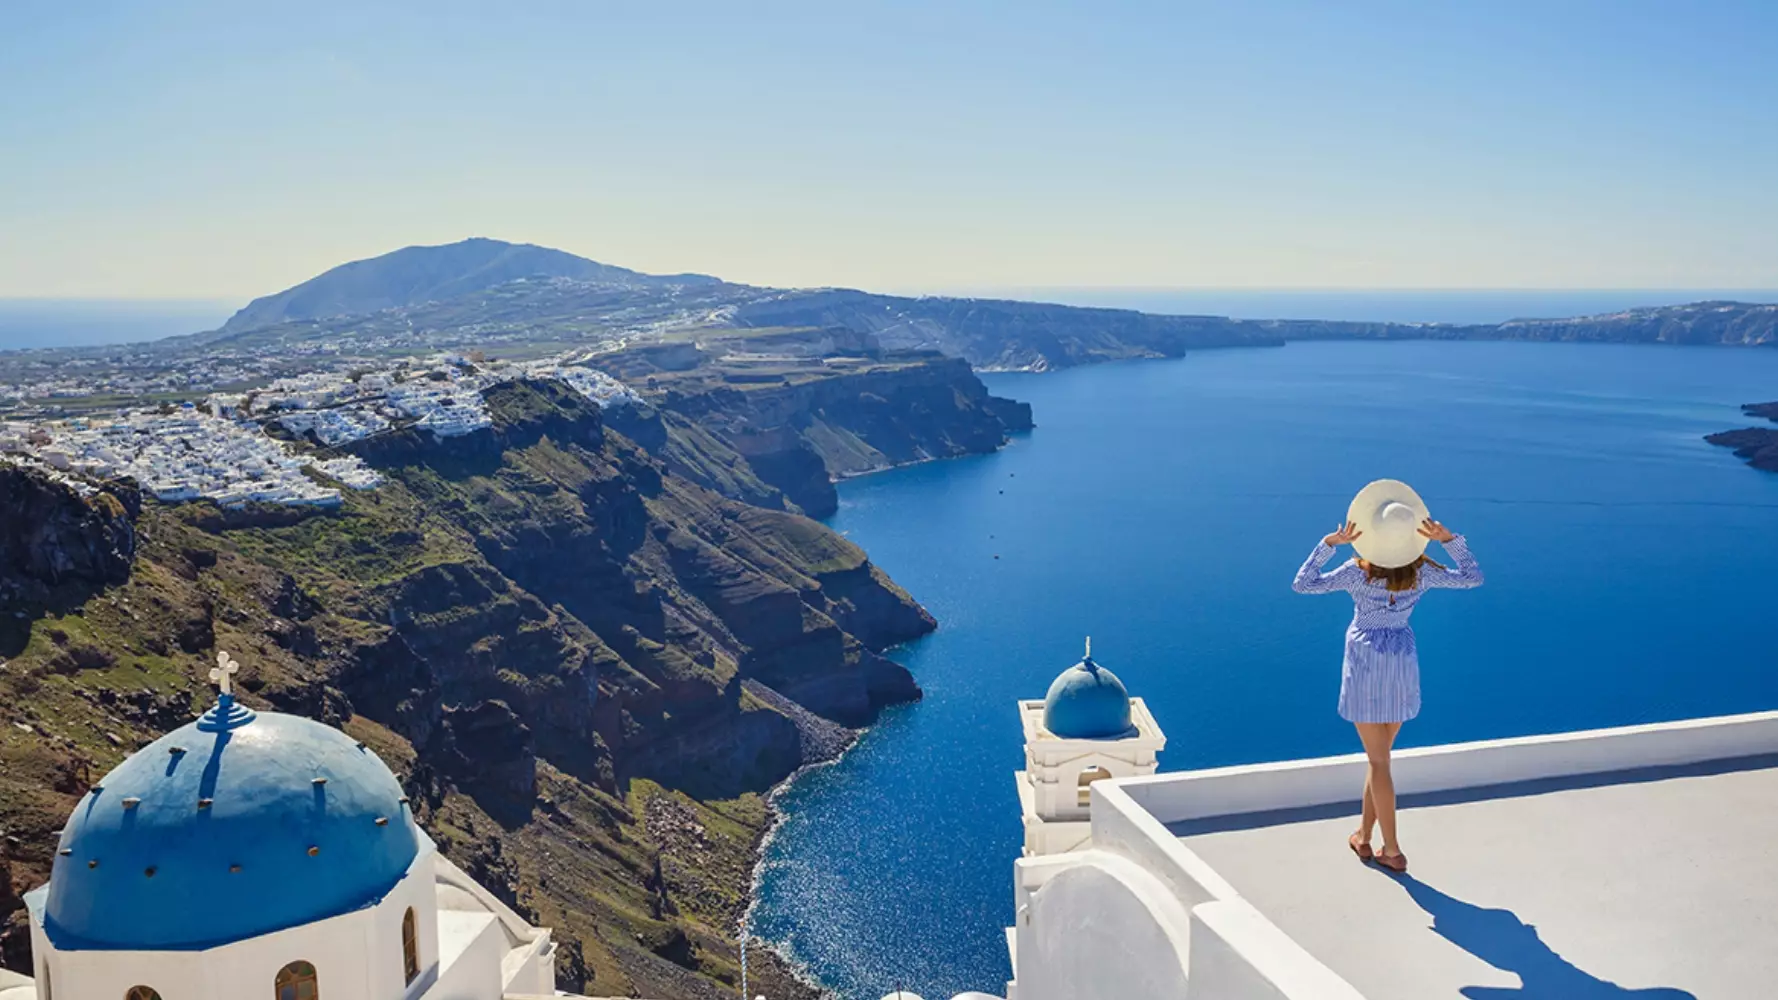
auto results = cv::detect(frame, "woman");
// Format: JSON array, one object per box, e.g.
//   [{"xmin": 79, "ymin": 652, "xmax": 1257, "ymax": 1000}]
[{"xmin": 1291, "ymin": 479, "xmax": 1483, "ymax": 873}]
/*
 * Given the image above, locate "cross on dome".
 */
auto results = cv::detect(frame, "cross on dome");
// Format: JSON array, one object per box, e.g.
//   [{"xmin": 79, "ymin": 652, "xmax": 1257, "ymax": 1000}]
[
  {"xmin": 209, "ymin": 650, "xmax": 240, "ymax": 697},
  {"xmin": 197, "ymin": 650, "xmax": 254, "ymax": 731}
]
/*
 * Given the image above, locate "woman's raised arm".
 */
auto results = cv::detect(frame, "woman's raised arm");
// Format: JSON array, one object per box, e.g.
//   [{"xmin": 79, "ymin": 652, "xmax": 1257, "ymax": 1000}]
[
  {"xmin": 1293, "ymin": 521, "xmax": 1363, "ymax": 594},
  {"xmin": 1419, "ymin": 526, "xmax": 1483, "ymax": 590}
]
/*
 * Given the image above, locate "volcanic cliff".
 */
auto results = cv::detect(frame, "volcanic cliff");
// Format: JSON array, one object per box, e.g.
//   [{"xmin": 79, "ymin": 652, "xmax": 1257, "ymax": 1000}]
[{"xmin": 0, "ymin": 363, "xmax": 1029, "ymax": 999}]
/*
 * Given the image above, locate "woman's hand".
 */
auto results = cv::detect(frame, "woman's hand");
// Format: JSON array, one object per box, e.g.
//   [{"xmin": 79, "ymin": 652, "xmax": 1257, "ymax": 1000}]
[
  {"xmin": 1418, "ymin": 518, "xmax": 1456, "ymax": 543},
  {"xmin": 1324, "ymin": 520, "xmax": 1363, "ymax": 546}
]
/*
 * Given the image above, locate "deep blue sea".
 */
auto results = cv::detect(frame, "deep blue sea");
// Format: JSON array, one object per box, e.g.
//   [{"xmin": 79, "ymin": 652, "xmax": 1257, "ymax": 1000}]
[{"xmin": 750, "ymin": 340, "xmax": 1778, "ymax": 1000}]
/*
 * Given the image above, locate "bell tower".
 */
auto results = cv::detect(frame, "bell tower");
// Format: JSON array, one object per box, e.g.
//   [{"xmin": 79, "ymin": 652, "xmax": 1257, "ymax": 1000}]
[{"xmin": 1015, "ymin": 639, "xmax": 1166, "ymax": 856}]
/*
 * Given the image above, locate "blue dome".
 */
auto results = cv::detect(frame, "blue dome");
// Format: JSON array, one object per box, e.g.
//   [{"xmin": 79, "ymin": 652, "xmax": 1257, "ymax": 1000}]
[
  {"xmin": 1043, "ymin": 657, "xmax": 1135, "ymax": 739},
  {"xmin": 45, "ymin": 698, "xmax": 422, "ymax": 951}
]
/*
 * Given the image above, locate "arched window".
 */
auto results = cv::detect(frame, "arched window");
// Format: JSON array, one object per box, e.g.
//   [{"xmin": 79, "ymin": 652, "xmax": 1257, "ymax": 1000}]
[
  {"xmin": 125, "ymin": 988, "xmax": 162, "ymax": 1000},
  {"xmin": 1076, "ymin": 765, "xmax": 1114, "ymax": 806},
  {"xmin": 402, "ymin": 907, "xmax": 420, "ymax": 984},
  {"xmin": 275, "ymin": 961, "xmax": 319, "ymax": 1000}
]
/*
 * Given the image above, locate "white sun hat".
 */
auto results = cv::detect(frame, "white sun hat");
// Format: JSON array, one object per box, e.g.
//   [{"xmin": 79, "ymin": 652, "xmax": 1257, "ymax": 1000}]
[{"xmin": 1346, "ymin": 479, "xmax": 1432, "ymax": 569}]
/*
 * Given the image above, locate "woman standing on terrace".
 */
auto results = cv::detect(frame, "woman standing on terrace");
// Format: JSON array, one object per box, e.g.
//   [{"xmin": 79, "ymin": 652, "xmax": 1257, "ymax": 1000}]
[{"xmin": 1291, "ymin": 479, "xmax": 1484, "ymax": 874}]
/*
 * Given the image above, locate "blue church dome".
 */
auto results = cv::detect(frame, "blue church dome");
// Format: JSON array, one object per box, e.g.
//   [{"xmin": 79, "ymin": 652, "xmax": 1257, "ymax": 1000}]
[
  {"xmin": 1042, "ymin": 651, "xmax": 1135, "ymax": 739},
  {"xmin": 44, "ymin": 696, "xmax": 422, "ymax": 951}
]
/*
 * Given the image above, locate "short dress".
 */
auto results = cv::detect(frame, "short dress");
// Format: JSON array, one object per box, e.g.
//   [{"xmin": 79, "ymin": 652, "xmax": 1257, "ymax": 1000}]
[{"xmin": 1291, "ymin": 535, "xmax": 1483, "ymax": 723}]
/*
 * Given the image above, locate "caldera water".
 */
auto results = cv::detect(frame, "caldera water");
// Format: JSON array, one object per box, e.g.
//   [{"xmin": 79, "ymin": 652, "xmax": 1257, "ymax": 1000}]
[{"xmin": 749, "ymin": 339, "xmax": 1778, "ymax": 1000}]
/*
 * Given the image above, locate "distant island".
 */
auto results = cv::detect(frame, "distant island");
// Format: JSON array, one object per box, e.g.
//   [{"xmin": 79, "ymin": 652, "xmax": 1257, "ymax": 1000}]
[{"xmin": 3, "ymin": 238, "xmax": 1775, "ymax": 414}]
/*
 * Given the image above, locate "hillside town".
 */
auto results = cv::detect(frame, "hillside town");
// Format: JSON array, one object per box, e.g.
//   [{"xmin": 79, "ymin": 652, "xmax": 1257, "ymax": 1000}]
[{"xmin": 0, "ymin": 351, "xmax": 642, "ymax": 508}]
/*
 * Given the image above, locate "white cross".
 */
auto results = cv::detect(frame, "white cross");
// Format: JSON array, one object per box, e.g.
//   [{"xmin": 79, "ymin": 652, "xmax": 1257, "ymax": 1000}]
[
  {"xmin": 1085, "ymin": 635, "xmax": 1092, "ymax": 659},
  {"xmin": 209, "ymin": 650, "xmax": 239, "ymax": 697}
]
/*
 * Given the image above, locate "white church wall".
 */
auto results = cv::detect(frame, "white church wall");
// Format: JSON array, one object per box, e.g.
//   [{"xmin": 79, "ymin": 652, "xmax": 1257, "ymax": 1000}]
[
  {"xmin": 499, "ymin": 933, "xmax": 556, "ymax": 996},
  {"xmin": 429, "ymin": 854, "xmax": 556, "ymax": 996},
  {"xmin": 26, "ymin": 921, "xmax": 49, "ymax": 1000},
  {"xmin": 1024, "ymin": 750, "xmax": 1147, "ymax": 822},
  {"xmin": 423, "ymin": 912, "xmax": 503, "ymax": 1000},
  {"xmin": 32, "ymin": 851, "xmax": 442, "ymax": 1000},
  {"xmin": 41, "ymin": 902, "xmax": 374, "ymax": 1000},
  {"xmin": 382, "ymin": 851, "xmax": 441, "ymax": 999},
  {"xmin": 1085, "ymin": 782, "xmax": 1235, "ymax": 910},
  {"xmin": 1014, "ymin": 774, "xmax": 1091, "ymax": 856},
  {"xmin": 1010, "ymin": 851, "xmax": 1192, "ymax": 1000}
]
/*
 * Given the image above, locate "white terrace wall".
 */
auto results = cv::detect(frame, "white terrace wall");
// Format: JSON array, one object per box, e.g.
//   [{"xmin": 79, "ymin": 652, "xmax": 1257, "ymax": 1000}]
[
  {"xmin": 1117, "ymin": 709, "xmax": 1778, "ymax": 825},
  {"xmin": 1037, "ymin": 711, "xmax": 1778, "ymax": 1000}
]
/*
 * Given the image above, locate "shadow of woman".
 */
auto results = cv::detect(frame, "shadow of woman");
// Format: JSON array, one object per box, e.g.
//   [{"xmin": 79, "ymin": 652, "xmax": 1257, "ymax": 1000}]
[{"xmin": 1392, "ymin": 875, "xmax": 1697, "ymax": 999}]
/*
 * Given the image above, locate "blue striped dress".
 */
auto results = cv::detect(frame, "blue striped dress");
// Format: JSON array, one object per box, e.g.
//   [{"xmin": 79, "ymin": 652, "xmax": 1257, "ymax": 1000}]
[{"xmin": 1291, "ymin": 535, "xmax": 1483, "ymax": 723}]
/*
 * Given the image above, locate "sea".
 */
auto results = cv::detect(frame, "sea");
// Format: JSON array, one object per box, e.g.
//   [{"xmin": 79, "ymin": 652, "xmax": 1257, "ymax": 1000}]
[
  {"xmin": 0, "ymin": 299, "xmax": 236, "ymax": 351},
  {"xmin": 749, "ymin": 337, "xmax": 1778, "ymax": 1000}
]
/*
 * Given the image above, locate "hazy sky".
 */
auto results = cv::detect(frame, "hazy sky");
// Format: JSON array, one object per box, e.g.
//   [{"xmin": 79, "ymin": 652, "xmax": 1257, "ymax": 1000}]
[{"xmin": 4, "ymin": 1, "xmax": 1776, "ymax": 299}]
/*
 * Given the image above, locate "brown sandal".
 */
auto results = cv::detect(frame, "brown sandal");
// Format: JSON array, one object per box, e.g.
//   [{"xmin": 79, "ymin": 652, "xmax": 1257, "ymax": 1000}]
[
  {"xmin": 1375, "ymin": 849, "xmax": 1408, "ymax": 873},
  {"xmin": 1348, "ymin": 833, "xmax": 1374, "ymax": 861}
]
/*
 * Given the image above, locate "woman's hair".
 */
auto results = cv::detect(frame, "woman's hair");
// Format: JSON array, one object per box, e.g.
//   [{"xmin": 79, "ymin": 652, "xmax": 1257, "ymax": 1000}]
[{"xmin": 1358, "ymin": 554, "xmax": 1445, "ymax": 592}]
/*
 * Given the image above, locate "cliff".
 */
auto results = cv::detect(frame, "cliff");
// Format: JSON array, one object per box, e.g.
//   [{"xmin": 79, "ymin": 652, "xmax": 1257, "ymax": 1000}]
[
  {"xmin": 0, "ymin": 380, "xmax": 942, "ymax": 999},
  {"xmin": 724, "ymin": 290, "xmax": 1283, "ymax": 370},
  {"xmin": 1707, "ymin": 400, "xmax": 1778, "ymax": 473},
  {"xmin": 599, "ymin": 338, "xmax": 1033, "ymax": 518},
  {"xmin": 0, "ymin": 465, "xmax": 138, "ymax": 620}
]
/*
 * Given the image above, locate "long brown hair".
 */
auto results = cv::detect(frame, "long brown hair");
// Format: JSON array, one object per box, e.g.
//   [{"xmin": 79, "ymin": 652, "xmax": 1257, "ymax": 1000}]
[{"xmin": 1357, "ymin": 554, "xmax": 1446, "ymax": 592}]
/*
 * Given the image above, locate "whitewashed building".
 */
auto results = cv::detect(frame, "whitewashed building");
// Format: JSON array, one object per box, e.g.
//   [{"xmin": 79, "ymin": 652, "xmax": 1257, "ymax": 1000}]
[
  {"xmin": 8, "ymin": 659, "xmax": 567, "ymax": 1000},
  {"xmin": 986, "ymin": 647, "xmax": 1778, "ymax": 999}
]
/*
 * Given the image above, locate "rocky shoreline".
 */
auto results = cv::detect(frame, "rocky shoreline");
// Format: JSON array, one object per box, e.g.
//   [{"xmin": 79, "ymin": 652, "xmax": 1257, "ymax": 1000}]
[{"xmin": 1706, "ymin": 401, "xmax": 1778, "ymax": 473}]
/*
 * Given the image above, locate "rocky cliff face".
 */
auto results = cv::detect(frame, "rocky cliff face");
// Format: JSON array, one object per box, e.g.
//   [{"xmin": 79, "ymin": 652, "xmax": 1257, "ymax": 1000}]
[
  {"xmin": 0, "ymin": 380, "xmax": 941, "ymax": 998},
  {"xmin": 1707, "ymin": 401, "xmax": 1778, "ymax": 472},
  {"xmin": 1481, "ymin": 302, "xmax": 1778, "ymax": 346},
  {"xmin": 601, "ymin": 341, "xmax": 1033, "ymax": 518},
  {"xmin": 0, "ymin": 465, "xmax": 139, "ymax": 653},
  {"xmin": 727, "ymin": 291, "xmax": 1283, "ymax": 370},
  {"xmin": 727, "ymin": 294, "xmax": 1778, "ymax": 368}
]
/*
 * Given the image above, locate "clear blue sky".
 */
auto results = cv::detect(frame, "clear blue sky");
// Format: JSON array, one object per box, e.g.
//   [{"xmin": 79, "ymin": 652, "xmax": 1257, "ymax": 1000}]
[{"xmin": 3, "ymin": 0, "xmax": 1775, "ymax": 298}]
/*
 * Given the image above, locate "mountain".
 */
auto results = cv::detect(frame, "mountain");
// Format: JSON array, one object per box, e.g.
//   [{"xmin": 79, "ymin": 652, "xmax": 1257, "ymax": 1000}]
[
  {"xmin": 8, "ymin": 241, "xmax": 1775, "ymax": 405},
  {"xmin": 207, "ymin": 246, "xmax": 1778, "ymax": 373},
  {"xmin": 218, "ymin": 237, "xmax": 719, "ymax": 334}
]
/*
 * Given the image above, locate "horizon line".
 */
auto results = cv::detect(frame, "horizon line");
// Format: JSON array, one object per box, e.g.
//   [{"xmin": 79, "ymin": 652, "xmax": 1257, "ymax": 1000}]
[{"xmin": 9, "ymin": 285, "xmax": 1778, "ymax": 306}]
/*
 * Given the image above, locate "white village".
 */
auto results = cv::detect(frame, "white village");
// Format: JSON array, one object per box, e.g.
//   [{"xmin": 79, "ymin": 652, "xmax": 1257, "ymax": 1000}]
[{"xmin": 0, "ymin": 353, "xmax": 642, "ymax": 510}]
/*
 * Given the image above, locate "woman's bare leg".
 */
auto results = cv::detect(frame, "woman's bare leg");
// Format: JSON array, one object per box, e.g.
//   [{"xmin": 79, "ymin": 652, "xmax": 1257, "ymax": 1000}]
[
  {"xmin": 1358, "ymin": 769, "xmax": 1378, "ymax": 847},
  {"xmin": 1356, "ymin": 722, "xmax": 1403, "ymax": 855}
]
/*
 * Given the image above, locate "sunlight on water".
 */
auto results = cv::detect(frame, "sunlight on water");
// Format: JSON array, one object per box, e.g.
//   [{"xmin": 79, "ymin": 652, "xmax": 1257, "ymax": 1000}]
[{"xmin": 751, "ymin": 340, "xmax": 1778, "ymax": 1000}]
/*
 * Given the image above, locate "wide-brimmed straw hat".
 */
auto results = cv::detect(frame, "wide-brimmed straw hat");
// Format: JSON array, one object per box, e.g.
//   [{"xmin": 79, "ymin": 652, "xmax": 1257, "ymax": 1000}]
[{"xmin": 1347, "ymin": 479, "xmax": 1431, "ymax": 569}]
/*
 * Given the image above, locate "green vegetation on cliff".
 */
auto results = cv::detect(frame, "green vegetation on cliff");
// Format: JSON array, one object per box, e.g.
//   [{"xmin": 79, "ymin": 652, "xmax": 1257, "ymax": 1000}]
[{"xmin": 0, "ymin": 379, "xmax": 943, "ymax": 999}]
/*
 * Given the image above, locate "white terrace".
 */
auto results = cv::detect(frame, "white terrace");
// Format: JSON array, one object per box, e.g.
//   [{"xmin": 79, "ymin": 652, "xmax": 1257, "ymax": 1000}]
[{"xmin": 1008, "ymin": 710, "xmax": 1778, "ymax": 1000}]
